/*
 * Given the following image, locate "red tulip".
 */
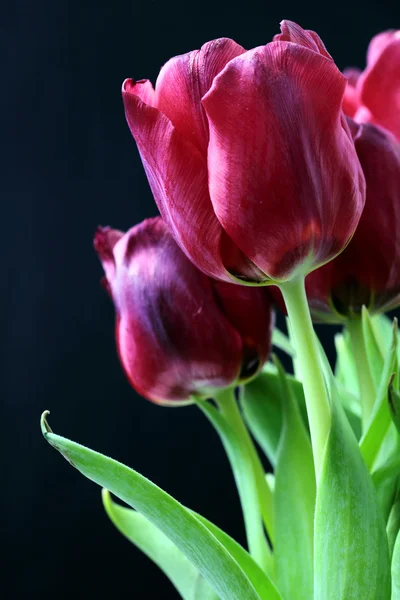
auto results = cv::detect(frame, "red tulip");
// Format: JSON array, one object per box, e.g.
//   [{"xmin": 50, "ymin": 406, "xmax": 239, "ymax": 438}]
[
  {"xmin": 342, "ymin": 30, "xmax": 400, "ymax": 140},
  {"xmin": 94, "ymin": 218, "xmax": 273, "ymax": 404},
  {"xmin": 305, "ymin": 121, "xmax": 400, "ymax": 321},
  {"xmin": 122, "ymin": 20, "xmax": 365, "ymax": 285}
]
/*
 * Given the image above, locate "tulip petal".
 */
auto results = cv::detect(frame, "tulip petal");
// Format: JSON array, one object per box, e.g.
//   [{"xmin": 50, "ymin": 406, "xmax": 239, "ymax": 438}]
[
  {"xmin": 110, "ymin": 219, "xmax": 244, "ymax": 403},
  {"xmin": 358, "ymin": 35, "xmax": 400, "ymax": 139},
  {"xmin": 275, "ymin": 20, "xmax": 332, "ymax": 59},
  {"xmin": 343, "ymin": 67, "xmax": 362, "ymax": 87},
  {"xmin": 213, "ymin": 282, "xmax": 273, "ymax": 377},
  {"xmin": 122, "ymin": 82, "xmax": 263, "ymax": 282},
  {"xmin": 203, "ymin": 42, "xmax": 363, "ymax": 280},
  {"xmin": 367, "ymin": 31, "xmax": 398, "ymax": 66},
  {"xmin": 342, "ymin": 69, "xmax": 362, "ymax": 118},
  {"xmin": 155, "ymin": 38, "xmax": 245, "ymax": 154},
  {"xmin": 122, "ymin": 78, "xmax": 156, "ymax": 106},
  {"xmin": 306, "ymin": 122, "xmax": 400, "ymax": 319},
  {"xmin": 343, "ymin": 83, "xmax": 361, "ymax": 118},
  {"xmin": 93, "ymin": 226, "xmax": 124, "ymax": 285}
]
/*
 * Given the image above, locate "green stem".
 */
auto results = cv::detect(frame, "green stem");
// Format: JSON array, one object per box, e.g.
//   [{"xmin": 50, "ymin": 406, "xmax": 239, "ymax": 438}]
[
  {"xmin": 198, "ymin": 389, "xmax": 273, "ymax": 574},
  {"xmin": 279, "ymin": 277, "xmax": 331, "ymax": 482},
  {"xmin": 219, "ymin": 388, "xmax": 275, "ymax": 542},
  {"xmin": 346, "ymin": 317, "xmax": 376, "ymax": 429}
]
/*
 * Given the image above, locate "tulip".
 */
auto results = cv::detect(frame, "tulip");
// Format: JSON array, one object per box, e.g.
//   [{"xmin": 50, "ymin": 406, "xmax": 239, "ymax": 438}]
[
  {"xmin": 342, "ymin": 30, "xmax": 400, "ymax": 140},
  {"xmin": 94, "ymin": 218, "xmax": 273, "ymax": 405},
  {"xmin": 122, "ymin": 20, "xmax": 365, "ymax": 285},
  {"xmin": 306, "ymin": 121, "xmax": 400, "ymax": 322}
]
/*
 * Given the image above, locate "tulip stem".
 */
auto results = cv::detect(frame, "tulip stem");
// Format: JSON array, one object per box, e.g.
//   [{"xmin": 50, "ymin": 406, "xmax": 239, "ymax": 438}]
[
  {"xmin": 346, "ymin": 317, "xmax": 376, "ymax": 430},
  {"xmin": 197, "ymin": 390, "xmax": 274, "ymax": 574},
  {"xmin": 279, "ymin": 277, "xmax": 331, "ymax": 483}
]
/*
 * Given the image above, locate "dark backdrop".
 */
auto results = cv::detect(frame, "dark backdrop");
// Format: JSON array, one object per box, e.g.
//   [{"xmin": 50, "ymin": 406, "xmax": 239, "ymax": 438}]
[{"xmin": 4, "ymin": 1, "xmax": 399, "ymax": 598}]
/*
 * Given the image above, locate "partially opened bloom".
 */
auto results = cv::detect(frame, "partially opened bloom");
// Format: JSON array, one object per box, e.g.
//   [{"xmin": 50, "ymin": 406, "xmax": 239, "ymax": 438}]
[
  {"xmin": 94, "ymin": 218, "xmax": 273, "ymax": 404},
  {"xmin": 305, "ymin": 121, "xmax": 400, "ymax": 321},
  {"xmin": 122, "ymin": 20, "xmax": 365, "ymax": 285},
  {"xmin": 343, "ymin": 30, "xmax": 400, "ymax": 140}
]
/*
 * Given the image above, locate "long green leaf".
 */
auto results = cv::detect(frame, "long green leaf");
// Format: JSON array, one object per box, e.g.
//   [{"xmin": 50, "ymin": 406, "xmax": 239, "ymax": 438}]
[
  {"xmin": 372, "ymin": 314, "xmax": 400, "ymax": 363},
  {"xmin": 392, "ymin": 529, "xmax": 400, "ymax": 598},
  {"xmin": 273, "ymin": 357, "xmax": 316, "ymax": 600},
  {"xmin": 362, "ymin": 306, "xmax": 385, "ymax": 390},
  {"xmin": 360, "ymin": 320, "xmax": 398, "ymax": 470},
  {"xmin": 196, "ymin": 398, "xmax": 274, "ymax": 566},
  {"xmin": 193, "ymin": 512, "xmax": 282, "ymax": 600},
  {"xmin": 272, "ymin": 328, "xmax": 295, "ymax": 357},
  {"xmin": 387, "ymin": 489, "xmax": 400, "ymax": 559},
  {"xmin": 314, "ymin": 336, "xmax": 361, "ymax": 440},
  {"xmin": 314, "ymin": 399, "xmax": 391, "ymax": 599},
  {"xmin": 41, "ymin": 412, "xmax": 261, "ymax": 600},
  {"xmin": 102, "ymin": 490, "xmax": 218, "ymax": 600},
  {"xmin": 241, "ymin": 369, "xmax": 308, "ymax": 467},
  {"xmin": 389, "ymin": 382, "xmax": 400, "ymax": 434},
  {"xmin": 372, "ymin": 456, "xmax": 400, "ymax": 523},
  {"xmin": 334, "ymin": 330, "xmax": 359, "ymax": 397}
]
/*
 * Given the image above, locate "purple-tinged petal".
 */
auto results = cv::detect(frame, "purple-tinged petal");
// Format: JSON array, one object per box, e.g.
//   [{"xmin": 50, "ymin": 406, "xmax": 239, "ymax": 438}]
[
  {"xmin": 122, "ymin": 80, "xmax": 263, "ymax": 282},
  {"xmin": 357, "ymin": 34, "xmax": 400, "ymax": 139},
  {"xmin": 155, "ymin": 38, "xmax": 245, "ymax": 155},
  {"xmin": 274, "ymin": 20, "xmax": 332, "ymax": 59},
  {"xmin": 202, "ymin": 42, "xmax": 365, "ymax": 280}
]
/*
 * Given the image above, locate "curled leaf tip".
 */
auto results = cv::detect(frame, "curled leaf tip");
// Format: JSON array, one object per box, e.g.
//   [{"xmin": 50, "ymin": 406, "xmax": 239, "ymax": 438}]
[
  {"xmin": 101, "ymin": 488, "xmax": 111, "ymax": 505},
  {"xmin": 41, "ymin": 410, "xmax": 53, "ymax": 436}
]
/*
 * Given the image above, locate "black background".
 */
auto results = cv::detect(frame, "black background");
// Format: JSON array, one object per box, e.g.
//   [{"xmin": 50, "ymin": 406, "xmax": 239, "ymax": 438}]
[{"xmin": 4, "ymin": 1, "xmax": 400, "ymax": 598}]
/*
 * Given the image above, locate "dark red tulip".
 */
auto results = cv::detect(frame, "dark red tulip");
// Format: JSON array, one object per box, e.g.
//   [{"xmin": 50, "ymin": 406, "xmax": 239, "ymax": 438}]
[
  {"xmin": 94, "ymin": 218, "xmax": 273, "ymax": 404},
  {"xmin": 342, "ymin": 30, "xmax": 400, "ymax": 140},
  {"xmin": 122, "ymin": 20, "xmax": 365, "ymax": 285},
  {"xmin": 305, "ymin": 121, "xmax": 400, "ymax": 321}
]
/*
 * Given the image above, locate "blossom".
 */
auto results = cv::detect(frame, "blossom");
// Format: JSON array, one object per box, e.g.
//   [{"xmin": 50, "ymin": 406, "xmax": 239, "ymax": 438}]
[
  {"xmin": 305, "ymin": 121, "xmax": 400, "ymax": 321},
  {"xmin": 94, "ymin": 218, "xmax": 273, "ymax": 404},
  {"xmin": 122, "ymin": 20, "xmax": 365, "ymax": 284},
  {"xmin": 342, "ymin": 29, "xmax": 400, "ymax": 140}
]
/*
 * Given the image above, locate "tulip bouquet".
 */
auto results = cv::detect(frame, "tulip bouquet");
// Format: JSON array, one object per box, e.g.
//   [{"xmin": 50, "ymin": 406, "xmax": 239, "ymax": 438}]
[{"xmin": 41, "ymin": 20, "xmax": 400, "ymax": 600}]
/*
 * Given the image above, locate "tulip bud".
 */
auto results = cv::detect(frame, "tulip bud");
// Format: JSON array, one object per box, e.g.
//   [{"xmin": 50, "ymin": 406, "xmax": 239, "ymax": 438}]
[
  {"xmin": 342, "ymin": 30, "xmax": 400, "ymax": 140},
  {"xmin": 122, "ymin": 20, "xmax": 365, "ymax": 286},
  {"xmin": 305, "ymin": 121, "xmax": 400, "ymax": 321},
  {"xmin": 94, "ymin": 218, "xmax": 273, "ymax": 404}
]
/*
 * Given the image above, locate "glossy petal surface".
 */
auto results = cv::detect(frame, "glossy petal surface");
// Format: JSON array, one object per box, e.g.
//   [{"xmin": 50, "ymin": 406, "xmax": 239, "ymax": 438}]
[
  {"xmin": 306, "ymin": 122, "xmax": 400, "ymax": 320},
  {"xmin": 203, "ymin": 42, "xmax": 364, "ymax": 279},
  {"xmin": 122, "ymin": 79, "xmax": 261, "ymax": 282},
  {"xmin": 95, "ymin": 219, "xmax": 273, "ymax": 403}
]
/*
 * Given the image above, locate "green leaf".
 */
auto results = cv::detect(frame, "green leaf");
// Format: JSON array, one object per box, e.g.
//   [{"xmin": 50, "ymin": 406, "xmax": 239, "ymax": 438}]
[
  {"xmin": 334, "ymin": 330, "xmax": 359, "ymax": 397},
  {"xmin": 389, "ymin": 380, "xmax": 400, "ymax": 434},
  {"xmin": 372, "ymin": 314, "xmax": 400, "ymax": 362},
  {"xmin": 372, "ymin": 456, "xmax": 400, "ymax": 523},
  {"xmin": 334, "ymin": 383, "xmax": 362, "ymax": 440},
  {"xmin": 192, "ymin": 512, "xmax": 283, "ymax": 600},
  {"xmin": 362, "ymin": 306, "xmax": 385, "ymax": 391},
  {"xmin": 193, "ymin": 577, "xmax": 219, "ymax": 600},
  {"xmin": 314, "ymin": 336, "xmax": 361, "ymax": 440},
  {"xmin": 387, "ymin": 488, "xmax": 400, "ymax": 559},
  {"xmin": 103, "ymin": 490, "xmax": 218, "ymax": 600},
  {"xmin": 392, "ymin": 528, "xmax": 400, "ymax": 598},
  {"xmin": 360, "ymin": 320, "xmax": 398, "ymax": 470},
  {"xmin": 314, "ymin": 398, "xmax": 391, "ymax": 599},
  {"xmin": 272, "ymin": 328, "xmax": 295, "ymax": 357},
  {"xmin": 375, "ymin": 423, "xmax": 400, "ymax": 477},
  {"xmin": 197, "ymin": 397, "xmax": 273, "ymax": 571},
  {"xmin": 273, "ymin": 357, "xmax": 316, "ymax": 600},
  {"xmin": 40, "ymin": 412, "xmax": 261, "ymax": 600},
  {"xmin": 241, "ymin": 369, "xmax": 308, "ymax": 468}
]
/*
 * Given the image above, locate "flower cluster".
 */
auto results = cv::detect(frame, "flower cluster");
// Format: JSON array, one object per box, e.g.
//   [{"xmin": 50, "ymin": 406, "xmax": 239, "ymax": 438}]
[
  {"xmin": 95, "ymin": 20, "xmax": 400, "ymax": 402},
  {"xmin": 42, "ymin": 19, "xmax": 400, "ymax": 600}
]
